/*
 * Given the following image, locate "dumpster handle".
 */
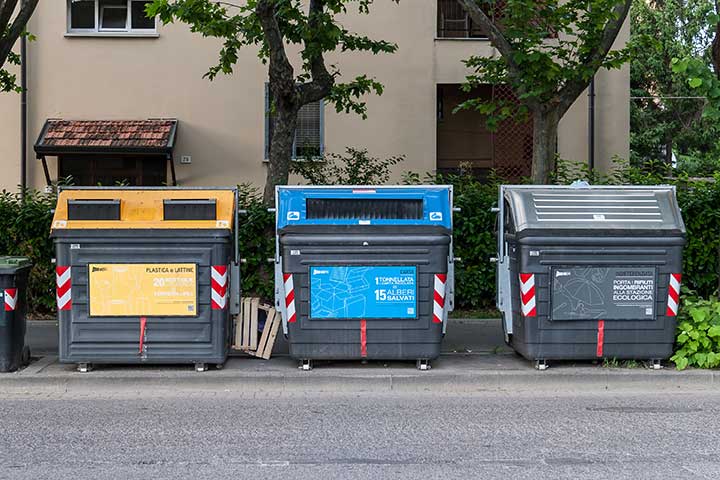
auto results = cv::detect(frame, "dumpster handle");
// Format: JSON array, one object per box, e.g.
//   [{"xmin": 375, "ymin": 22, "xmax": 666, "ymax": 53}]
[
  {"xmin": 138, "ymin": 317, "xmax": 147, "ymax": 355},
  {"xmin": 234, "ymin": 189, "xmax": 240, "ymax": 265}
]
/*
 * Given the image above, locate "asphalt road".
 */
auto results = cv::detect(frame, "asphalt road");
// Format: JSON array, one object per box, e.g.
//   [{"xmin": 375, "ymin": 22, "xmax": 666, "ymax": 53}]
[{"xmin": 1, "ymin": 389, "xmax": 719, "ymax": 480}]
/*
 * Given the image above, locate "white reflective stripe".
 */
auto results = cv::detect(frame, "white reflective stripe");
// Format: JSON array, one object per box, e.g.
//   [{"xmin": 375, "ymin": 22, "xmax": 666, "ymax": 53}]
[
  {"xmin": 4, "ymin": 291, "xmax": 16, "ymax": 310},
  {"xmin": 57, "ymin": 290, "xmax": 71, "ymax": 308},
  {"xmin": 667, "ymin": 295, "xmax": 678, "ymax": 314},
  {"xmin": 211, "ymin": 267, "xmax": 228, "ymax": 286},
  {"xmin": 211, "ymin": 288, "xmax": 227, "ymax": 308},
  {"xmin": 669, "ymin": 274, "xmax": 681, "ymax": 292},
  {"xmin": 56, "ymin": 267, "xmax": 71, "ymax": 286},
  {"xmin": 434, "ymin": 275, "xmax": 446, "ymax": 294},
  {"xmin": 284, "ymin": 275, "xmax": 294, "ymax": 293},
  {"xmin": 286, "ymin": 300, "xmax": 296, "ymax": 318},
  {"xmin": 520, "ymin": 275, "xmax": 535, "ymax": 294},
  {"xmin": 433, "ymin": 302, "xmax": 444, "ymax": 321},
  {"xmin": 521, "ymin": 296, "xmax": 536, "ymax": 316}
]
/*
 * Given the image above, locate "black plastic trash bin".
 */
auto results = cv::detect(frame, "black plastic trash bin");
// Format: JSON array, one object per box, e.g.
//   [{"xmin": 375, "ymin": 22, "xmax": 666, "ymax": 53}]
[
  {"xmin": 275, "ymin": 186, "xmax": 455, "ymax": 370},
  {"xmin": 0, "ymin": 256, "xmax": 32, "ymax": 372},
  {"xmin": 50, "ymin": 187, "xmax": 240, "ymax": 372},
  {"xmin": 495, "ymin": 185, "xmax": 686, "ymax": 368}
]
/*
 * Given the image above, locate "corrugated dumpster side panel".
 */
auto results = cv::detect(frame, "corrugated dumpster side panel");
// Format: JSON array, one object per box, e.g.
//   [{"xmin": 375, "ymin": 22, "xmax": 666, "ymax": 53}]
[
  {"xmin": 509, "ymin": 237, "xmax": 685, "ymax": 361},
  {"xmin": 0, "ymin": 266, "xmax": 30, "ymax": 372},
  {"xmin": 281, "ymin": 232, "xmax": 450, "ymax": 360},
  {"xmin": 54, "ymin": 231, "xmax": 232, "ymax": 364}
]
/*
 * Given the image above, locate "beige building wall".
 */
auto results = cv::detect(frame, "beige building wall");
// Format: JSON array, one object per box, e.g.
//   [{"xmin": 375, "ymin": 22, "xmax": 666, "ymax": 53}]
[{"xmin": 0, "ymin": 1, "xmax": 629, "ymax": 192}]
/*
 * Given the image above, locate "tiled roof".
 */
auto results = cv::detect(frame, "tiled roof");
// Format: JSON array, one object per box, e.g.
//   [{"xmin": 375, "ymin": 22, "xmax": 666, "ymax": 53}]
[{"xmin": 35, "ymin": 119, "xmax": 177, "ymax": 154}]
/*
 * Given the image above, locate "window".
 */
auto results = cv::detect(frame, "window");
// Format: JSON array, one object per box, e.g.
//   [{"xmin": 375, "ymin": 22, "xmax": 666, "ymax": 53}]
[
  {"xmin": 437, "ymin": 0, "xmax": 491, "ymax": 39},
  {"xmin": 67, "ymin": 0, "xmax": 156, "ymax": 34},
  {"xmin": 265, "ymin": 85, "xmax": 325, "ymax": 160},
  {"xmin": 58, "ymin": 155, "xmax": 167, "ymax": 186}
]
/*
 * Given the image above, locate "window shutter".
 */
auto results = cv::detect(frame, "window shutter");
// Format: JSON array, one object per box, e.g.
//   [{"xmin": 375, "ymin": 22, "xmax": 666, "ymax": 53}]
[
  {"xmin": 294, "ymin": 100, "xmax": 323, "ymax": 159},
  {"xmin": 264, "ymin": 83, "xmax": 324, "ymax": 160}
]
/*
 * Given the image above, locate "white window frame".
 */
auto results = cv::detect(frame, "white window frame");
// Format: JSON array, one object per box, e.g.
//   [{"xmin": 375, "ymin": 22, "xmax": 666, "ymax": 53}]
[{"xmin": 67, "ymin": 0, "xmax": 158, "ymax": 36}]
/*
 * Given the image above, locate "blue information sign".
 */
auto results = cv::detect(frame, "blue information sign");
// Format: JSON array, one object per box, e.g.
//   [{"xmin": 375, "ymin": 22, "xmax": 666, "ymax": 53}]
[{"xmin": 310, "ymin": 266, "xmax": 417, "ymax": 319}]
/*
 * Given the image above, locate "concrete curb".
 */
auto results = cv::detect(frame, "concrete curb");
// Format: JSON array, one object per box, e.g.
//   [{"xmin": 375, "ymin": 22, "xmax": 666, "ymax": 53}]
[{"xmin": 1, "ymin": 355, "xmax": 718, "ymax": 395}]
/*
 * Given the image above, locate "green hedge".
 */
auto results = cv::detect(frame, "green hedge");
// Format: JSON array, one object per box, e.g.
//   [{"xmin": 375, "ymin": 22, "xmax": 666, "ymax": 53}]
[
  {"xmin": 0, "ymin": 189, "xmax": 56, "ymax": 315},
  {"xmin": 5, "ymin": 162, "xmax": 720, "ymax": 315}
]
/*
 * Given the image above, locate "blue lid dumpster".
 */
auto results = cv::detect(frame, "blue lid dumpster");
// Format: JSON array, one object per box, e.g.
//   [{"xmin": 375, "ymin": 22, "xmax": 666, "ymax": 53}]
[
  {"xmin": 275, "ymin": 186, "xmax": 455, "ymax": 370},
  {"xmin": 0, "ymin": 257, "xmax": 32, "ymax": 372},
  {"xmin": 495, "ymin": 185, "xmax": 686, "ymax": 369},
  {"xmin": 50, "ymin": 187, "xmax": 240, "ymax": 372}
]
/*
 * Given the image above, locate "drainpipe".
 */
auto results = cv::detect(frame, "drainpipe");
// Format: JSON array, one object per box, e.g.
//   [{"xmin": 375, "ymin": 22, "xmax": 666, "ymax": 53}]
[
  {"xmin": 588, "ymin": 76, "xmax": 596, "ymax": 171},
  {"xmin": 20, "ymin": 30, "xmax": 28, "ymax": 199}
]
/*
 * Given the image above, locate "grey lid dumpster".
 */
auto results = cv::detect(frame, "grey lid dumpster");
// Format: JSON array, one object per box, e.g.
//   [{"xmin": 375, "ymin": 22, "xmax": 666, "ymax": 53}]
[
  {"xmin": 0, "ymin": 256, "xmax": 32, "ymax": 372},
  {"xmin": 275, "ymin": 186, "xmax": 455, "ymax": 370},
  {"xmin": 50, "ymin": 187, "xmax": 240, "ymax": 372},
  {"xmin": 495, "ymin": 185, "xmax": 686, "ymax": 366}
]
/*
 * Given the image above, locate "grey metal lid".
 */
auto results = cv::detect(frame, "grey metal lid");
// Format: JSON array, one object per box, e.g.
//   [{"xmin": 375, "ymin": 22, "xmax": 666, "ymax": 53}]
[
  {"xmin": 0, "ymin": 256, "xmax": 32, "ymax": 274},
  {"xmin": 503, "ymin": 185, "xmax": 686, "ymax": 233}
]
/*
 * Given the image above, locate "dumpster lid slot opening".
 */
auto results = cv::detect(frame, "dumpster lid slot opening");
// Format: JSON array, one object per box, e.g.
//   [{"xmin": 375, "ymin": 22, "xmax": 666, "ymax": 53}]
[
  {"xmin": 67, "ymin": 199, "xmax": 121, "ymax": 221},
  {"xmin": 306, "ymin": 198, "xmax": 423, "ymax": 220},
  {"xmin": 163, "ymin": 199, "xmax": 217, "ymax": 221}
]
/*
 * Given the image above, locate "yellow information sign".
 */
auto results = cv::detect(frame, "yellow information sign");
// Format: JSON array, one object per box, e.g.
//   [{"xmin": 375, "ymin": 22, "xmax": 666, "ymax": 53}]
[{"xmin": 89, "ymin": 264, "xmax": 197, "ymax": 317}]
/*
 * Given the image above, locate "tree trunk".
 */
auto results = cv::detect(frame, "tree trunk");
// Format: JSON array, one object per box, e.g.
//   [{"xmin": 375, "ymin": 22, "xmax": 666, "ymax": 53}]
[
  {"xmin": 530, "ymin": 108, "xmax": 560, "ymax": 184},
  {"xmin": 263, "ymin": 107, "xmax": 298, "ymax": 205},
  {"xmin": 713, "ymin": 2, "xmax": 720, "ymax": 78}
]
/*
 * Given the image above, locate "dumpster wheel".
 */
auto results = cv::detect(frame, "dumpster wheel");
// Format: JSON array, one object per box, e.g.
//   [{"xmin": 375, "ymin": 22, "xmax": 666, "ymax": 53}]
[
  {"xmin": 501, "ymin": 314, "xmax": 512, "ymax": 346},
  {"xmin": 416, "ymin": 359, "xmax": 431, "ymax": 371},
  {"xmin": 21, "ymin": 346, "xmax": 31, "ymax": 366}
]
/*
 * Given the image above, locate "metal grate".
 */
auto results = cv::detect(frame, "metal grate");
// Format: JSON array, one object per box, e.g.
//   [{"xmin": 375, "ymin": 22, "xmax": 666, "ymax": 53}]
[
  {"xmin": 306, "ymin": 198, "xmax": 424, "ymax": 220},
  {"xmin": 492, "ymin": 84, "xmax": 533, "ymax": 182}
]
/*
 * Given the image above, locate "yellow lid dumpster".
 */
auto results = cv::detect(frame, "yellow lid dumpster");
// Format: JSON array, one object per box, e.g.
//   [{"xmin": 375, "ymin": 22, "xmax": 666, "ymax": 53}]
[{"xmin": 50, "ymin": 187, "xmax": 239, "ymax": 372}]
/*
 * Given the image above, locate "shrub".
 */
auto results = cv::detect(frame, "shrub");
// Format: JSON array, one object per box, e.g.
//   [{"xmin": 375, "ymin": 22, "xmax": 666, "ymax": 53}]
[
  {"xmin": 0, "ymin": 189, "xmax": 56, "ymax": 314},
  {"xmin": 290, "ymin": 147, "xmax": 405, "ymax": 185},
  {"xmin": 237, "ymin": 183, "xmax": 275, "ymax": 301},
  {"xmin": 670, "ymin": 292, "xmax": 720, "ymax": 370}
]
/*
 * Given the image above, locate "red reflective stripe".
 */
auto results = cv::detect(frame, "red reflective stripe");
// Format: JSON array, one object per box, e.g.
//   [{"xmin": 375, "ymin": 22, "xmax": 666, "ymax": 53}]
[
  {"xmin": 596, "ymin": 320, "xmax": 605, "ymax": 358},
  {"xmin": 56, "ymin": 265, "xmax": 70, "ymax": 276},
  {"xmin": 283, "ymin": 273, "xmax": 291, "ymax": 282},
  {"xmin": 288, "ymin": 313, "xmax": 297, "ymax": 323},
  {"xmin": 433, "ymin": 290, "xmax": 445, "ymax": 308},
  {"xmin": 525, "ymin": 306, "xmax": 537, "ymax": 317},
  {"xmin": 285, "ymin": 288, "xmax": 295, "ymax": 307},
  {"xmin": 519, "ymin": 273, "xmax": 533, "ymax": 283},
  {"xmin": 139, "ymin": 317, "xmax": 147, "ymax": 355},
  {"xmin": 360, "ymin": 319, "xmax": 367, "ymax": 358},
  {"xmin": 436, "ymin": 273, "xmax": 447, "ymax": 283},
  {"xmin": 57, "ymin": 281, "xmax": 71, "ymax": 298},
  {"xmin": 668, "ymin": 286, "xmax": 680, "ymax": 303},
  {"xmin": 521, "ymin": 286, "xmax": 535, "ymax": 305}
]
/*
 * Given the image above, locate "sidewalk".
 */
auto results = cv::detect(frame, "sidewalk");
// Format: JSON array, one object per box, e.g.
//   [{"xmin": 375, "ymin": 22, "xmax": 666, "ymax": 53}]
[{"xmin": 4, "ymin": 318, "xmax": 717, "ymax": 395}]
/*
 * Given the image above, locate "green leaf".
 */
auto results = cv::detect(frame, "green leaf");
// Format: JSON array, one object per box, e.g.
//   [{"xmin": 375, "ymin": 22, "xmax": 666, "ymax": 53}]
[
  {"xmin": 688, "ymin": 77, "xmax": 703, "ymax": 88},
  {"xmin": 674, "ymin": 356, "xmax": 689, "ymax": 371},
  {"xmin": 707, "ymin": 325, "xmax": 720, "ymax": 338}
]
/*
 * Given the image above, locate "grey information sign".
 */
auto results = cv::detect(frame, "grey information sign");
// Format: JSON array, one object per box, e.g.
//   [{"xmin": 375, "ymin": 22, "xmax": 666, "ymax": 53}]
[{"xmin": 551, "ymin": 267, "xmax": 656, "ymax": 321}]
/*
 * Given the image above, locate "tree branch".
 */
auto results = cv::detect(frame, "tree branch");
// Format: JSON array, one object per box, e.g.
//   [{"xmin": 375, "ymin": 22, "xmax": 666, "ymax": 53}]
[
  {"xmin": 0, "ymin": 0, "xmax": 19, "ymax": 34},
  {"xmin": 457, "ymin": 0, "xmax": 536, "ymax": 107},
  {"xmin": 256, "ymin": 0, "xmax": 295, "ymax": 100},
  {"xmin": 557, "ymin": 0, "xmax": 631, "ymax": 115},
  {"xmin": 298, "ymin": 0, "xmax": 334, "ymax": 104},
  {"xmin": 0, "ymin": 0, "xmax": 38, "ymax": 72}
]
